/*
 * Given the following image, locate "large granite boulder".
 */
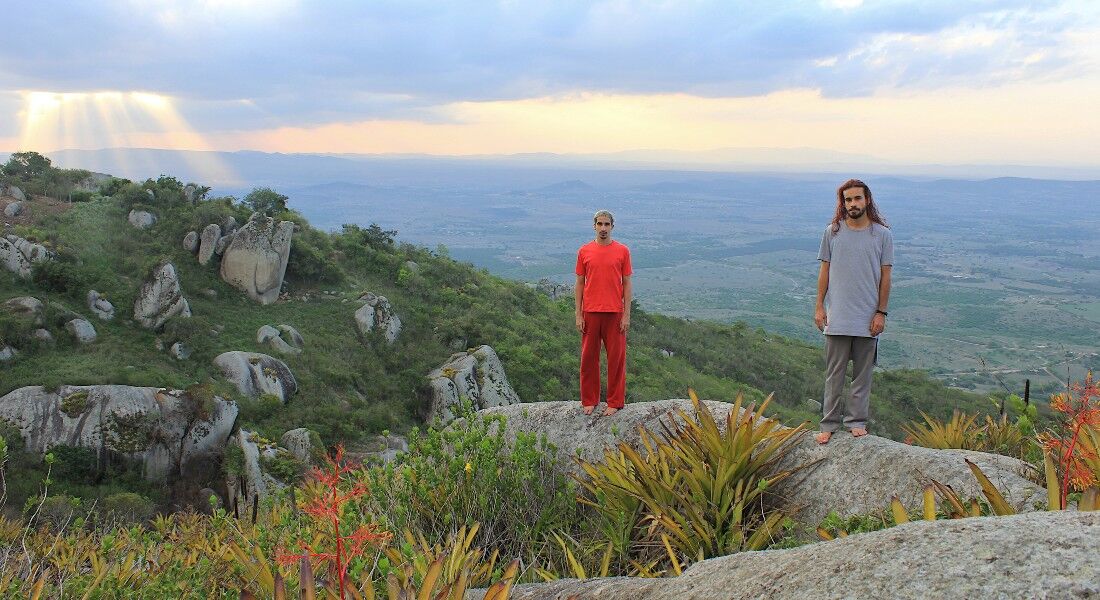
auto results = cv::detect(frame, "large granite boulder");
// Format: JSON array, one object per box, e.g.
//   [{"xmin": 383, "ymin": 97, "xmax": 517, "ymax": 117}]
[
  {"xmin": 479, "ymin": 400, "xmax": 1043, "ymax": 529},
  {"xmin": 3, "ymin": 184, "xmax": 27, "ymax": 202},
  {"xmin": 354, "ymin": 292, "xmax": 402, "ymax": 344},
  {"xmin": 219, "ymin": 213, "xmax": 294, "ymax": 305},
  {"xmin": 3, "ymin": 296, "xmax": 45, "ymax": 325},
  {"xmin": 214, "ymin": 230, "xmax": 236, "ymax": 255},
  {"xmin": 213, "ymin": 351, "xmax": 298, "ymax": 402},
  {"xmin": 86, "ymin": 290, "xmax": 115, "ymax": 321},
  {"xmin": 0, "ymin": 385, "xmax": 238, "ymax": 483},
  {"xmin": 64, "ymin": 318, "xmax": 97, "ymax": 344},
  {"xmin": 0, "ymin": 234, "xmax": 53, "ymax": 279},
  {"xmin": 256, "ymin": 324, "xmax": 302, "ymax": 355},
  {"xmin": 225, "ymin": 429, "xmax": 284, "ymax": 506},
  {"xmin": 478, "ymin": 511, "xmax": 1100, "ymax": 600},
  {"xmin": 280, "ymin": 428, "xmax": 318, "ymax": 464},
  {"xmin": 182, "ymin": 231, "xmax": 200, "ymax": 254},
  {"xmin": 3, "ymin": 201, "xmax": 24, "ymax": 218},
  {"xmin": 127, "ymin": 209, "xmax": 157, "ymax": 229},
  {"xmin": 198, "ymin": 223, "xmax": 221, "ymax": 266},
  {"xmin": 427, "ymin": 345, "xmax": 520, "ymax": 424},
  {"xmin": 133, "ymin": 262, "xmax": 191, "ymax": 330}
]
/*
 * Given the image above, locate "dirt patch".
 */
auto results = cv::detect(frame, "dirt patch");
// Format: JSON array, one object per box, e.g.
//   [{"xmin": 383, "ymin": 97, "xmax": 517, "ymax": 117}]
[{"xmin": 1, "ymin": 192, "xmax": 78, "ymax": 229}]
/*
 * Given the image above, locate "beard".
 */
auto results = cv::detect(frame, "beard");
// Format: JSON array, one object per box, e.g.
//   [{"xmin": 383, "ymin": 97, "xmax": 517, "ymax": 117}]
[{"xmin": 847, "ymin": 207, "xmax": 865, "ymax": 219}]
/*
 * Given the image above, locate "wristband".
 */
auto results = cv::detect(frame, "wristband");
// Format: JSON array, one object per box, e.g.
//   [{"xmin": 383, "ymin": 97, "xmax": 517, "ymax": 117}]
[{"xmin": 875, "ymin": 310, "xmax": 888, "ymax": 317}]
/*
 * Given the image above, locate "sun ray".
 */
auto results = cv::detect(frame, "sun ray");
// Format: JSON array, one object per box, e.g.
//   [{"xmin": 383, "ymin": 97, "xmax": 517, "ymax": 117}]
[{"xmin": 14, "ymin": 89, "xmax": 237, "ymax": 185}]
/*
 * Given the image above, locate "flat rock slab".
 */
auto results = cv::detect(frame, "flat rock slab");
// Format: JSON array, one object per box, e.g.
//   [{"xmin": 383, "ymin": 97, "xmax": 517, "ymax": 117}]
[
  {"xmin": 476, "ymin": 511, "xmax": 1100, "ymax": 600},
  {"xmin": 480, "ymin": 400, "xmax": 1043, "ymax": 529}
]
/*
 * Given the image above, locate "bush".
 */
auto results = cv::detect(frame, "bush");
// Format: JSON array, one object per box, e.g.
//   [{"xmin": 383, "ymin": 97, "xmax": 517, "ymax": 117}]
[
  {"xmin": 98, "ymin": 492, "xmax": 155, "ymax": 526},
  {"xmin": 31, "ymin": 256, "xmax": 91, "ymax": 297},
  {"xmin": 50, "ymin": 445, "xmax": 100, "ymax": 485},
  {"xmin": 358, "ymin": 402, "xmax": 578, "ymax": 561},
  {"xmin": 260, "ymin": 449, "xmax": 305, "ymax": 485},
  {"xmin": 28, "ymin": 494, "xmax": 86, "ymax": 531},
  {"xmin": 69, "ymin": 190, "xmax": 95, "ymax": 203}
]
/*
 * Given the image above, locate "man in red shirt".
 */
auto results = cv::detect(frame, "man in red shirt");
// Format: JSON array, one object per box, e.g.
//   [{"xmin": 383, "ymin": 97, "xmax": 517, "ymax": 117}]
[{"xmin": 575, "ymin": 210, "xmax": 633, "ymax": 416}]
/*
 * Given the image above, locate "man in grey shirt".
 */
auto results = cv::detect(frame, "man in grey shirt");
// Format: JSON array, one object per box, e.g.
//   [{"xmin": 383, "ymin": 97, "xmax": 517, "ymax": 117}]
[{"xmin": 814, "ymin": 179, "xmax": 894, "ymax": 444}]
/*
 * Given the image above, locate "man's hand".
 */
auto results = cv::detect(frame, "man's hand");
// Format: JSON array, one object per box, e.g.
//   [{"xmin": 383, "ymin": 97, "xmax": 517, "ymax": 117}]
[
  {"xmin": 620, "ymin": 315, "xmax": 630, "ymax": 334},
  {"xmin": 814, "ymin": 306, "xmax": 828, "ymax": 332},
  {"xmin": 576, "ymin": 314, "xmax": 585, "ymax": 333},
  {"xmin": 870, "ymin": 313, "xmax": 886, "ymax": 336}
]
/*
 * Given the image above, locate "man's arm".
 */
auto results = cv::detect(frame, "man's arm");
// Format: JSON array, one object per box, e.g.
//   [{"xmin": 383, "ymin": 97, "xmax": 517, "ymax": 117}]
[
  {"xmin": 814, "ymin": 261, "xmax": 829, "ymax": 331},
  {"xmin": 620, "ymin": 275, "xmax": 632, "ymax": 333},
  {"xmin": 574, "ymin": 275, "xmax": 585, "ymax": 333},
  {"xmin": 870, "ymin": 265, "xmax": 892, "ymax": 336}
]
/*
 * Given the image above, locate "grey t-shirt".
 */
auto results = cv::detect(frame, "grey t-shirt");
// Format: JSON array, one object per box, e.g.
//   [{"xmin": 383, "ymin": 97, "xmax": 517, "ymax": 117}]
[{"xmin": 818, "ymin": 221, "xmax": 894, "ymax": 337}]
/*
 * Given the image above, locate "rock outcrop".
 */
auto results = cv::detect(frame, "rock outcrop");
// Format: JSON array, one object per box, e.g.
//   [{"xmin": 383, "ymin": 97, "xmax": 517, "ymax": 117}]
[
  {"xmin": 3, "ymin": 201, "xmax": 24, "ymax": 217},
  {"xmin": 133, "ymin": 262, "xmax": 191, "ymax": 330},
  {"xmin": 213, "ymin": 351, "xmax": 298, "ymax": 402},
  {"xmin": 127, "ymin": 209, "xmax": 157, "ymax": 229},
  {"xmin": 87, "ymin": 290, "xmax": 115, "ymax": 321},
  {"xmin": 182, "ymin": 231, "xmax": 200, "ymax": 254},
  {"xmin": 3, "ymin": 296, "xmax": 45, "ymax": 324},
  {"xmin": 476, "ymin": 511, "xmax": 1100, "ymax": 600},
  {"xmin": 280, "ymin": 428, "xmax": 318, "ymax": 464},
  {"xmin": 3, "ymin": 185, "xmax": 26, "ymax": 201},
  {"xmin": 219, "ymin": 213, "xmax": 294, "ymax": 305},
  {"xmin": 214, "ymin": 231, "xmax": 235, "ymax": 255},
  {"xmin": 198, "ymin": 223, "xmax": 221, "ymax": 266},
  {"xmin": 64, "ymin": 318, "xmax": 97, "ymax": 344},
  {"xmin": 531, "ymin": 277, "xmax": 572, "ymax": 300},
  {"xmin": 256, "ymin": 324, "xmax": 302, "ymax": 355},
  {"xmin": 479, "ymin": 400, "xmax": 1043, "ymax": 528},
  {"xmin": 354, "ymin": 292, "xmax": 401, "ymax": 343},
  {"xmin": 226, "ymin": 429, "xmax": 284, "ymax": 505},
  {"xmin": 1, "ymin": 234, "xmax": 53, "ymax": 279},
  {"xmin": 0, "ymin": 385, "xmax": 238, "ymax": 483},
  {"xmin": 427, "ymin": 345, "xmax": 520, "ymax": 423},
  {"xmin": 0, "ymin": 345, "xmax": 15, "ymax": 362}
]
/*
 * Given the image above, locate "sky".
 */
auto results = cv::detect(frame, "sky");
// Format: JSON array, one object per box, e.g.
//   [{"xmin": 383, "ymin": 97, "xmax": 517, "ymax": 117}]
[{"xmin": 2, "ymin": 0, "xmax": 1100, "ymax": 166}]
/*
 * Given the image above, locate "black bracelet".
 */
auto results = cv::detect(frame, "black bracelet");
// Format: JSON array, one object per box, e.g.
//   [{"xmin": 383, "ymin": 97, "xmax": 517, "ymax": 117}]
[{"xmin": 876, "ymin": 310, "xmax": 888, "ymax": 317}]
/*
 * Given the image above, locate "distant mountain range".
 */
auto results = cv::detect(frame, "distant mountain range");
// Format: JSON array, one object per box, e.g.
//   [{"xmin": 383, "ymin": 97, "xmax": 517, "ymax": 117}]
[{"xmin": 19, "ymin": 147, "xmax": 1100, "ymax": 193}]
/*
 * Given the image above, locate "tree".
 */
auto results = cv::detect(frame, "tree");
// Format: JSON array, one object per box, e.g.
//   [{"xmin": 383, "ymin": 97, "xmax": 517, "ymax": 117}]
[
  {"xmin": 243, "ymin": 187, "xmax": 289, "ymax": 215},
  {"xmin": 2, "ymin": 151, "xmax": 53, "ymax": 181}
]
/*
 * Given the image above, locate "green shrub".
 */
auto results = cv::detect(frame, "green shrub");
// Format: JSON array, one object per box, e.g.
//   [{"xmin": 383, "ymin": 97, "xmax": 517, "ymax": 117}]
[
  {"xmin": 50, "ymin": 445, "xmax": 100, "ymax": 485},
  {"xmin": 223, "ymin": 443, "xmax": 245, "ymax": 479},
  {"xmin": 31, "ymin": 256, "xmax": 91, "ymax": 296},
  {"xmin": 98, "ymin": 491, "xmax": 155, "ymax": 526},
  {"xmin": 29, "ymin": 494, "xmax": 86, "ymax": 531},
  {"xmin": 69, "ymin": 190, "xmax": 95, "ymax": 203},
  {"xmin": 260, "ymin": 449, "xmax": 305, "ymax": 484},
  {"xmin": 359, "ymin": 401, "xmax": 579, "ymax": 562}
]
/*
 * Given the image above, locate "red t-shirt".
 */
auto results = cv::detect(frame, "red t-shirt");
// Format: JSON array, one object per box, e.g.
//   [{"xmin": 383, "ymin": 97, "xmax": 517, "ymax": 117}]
[{"xmin": 575, "ymin": 240, "xmax": 632, "ymax": 312}]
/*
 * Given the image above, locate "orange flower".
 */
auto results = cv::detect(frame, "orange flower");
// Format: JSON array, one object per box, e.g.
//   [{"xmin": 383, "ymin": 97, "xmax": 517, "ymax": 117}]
[{"xmin": 277, "ymin": 444, "xmax": 391, "ymax": 600}]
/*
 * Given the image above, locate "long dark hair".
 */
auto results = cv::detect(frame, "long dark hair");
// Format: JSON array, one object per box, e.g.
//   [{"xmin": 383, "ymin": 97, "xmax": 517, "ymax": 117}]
[{"xmin": 831, "ymin": 179, "xmax": 888, "ymax": 234}]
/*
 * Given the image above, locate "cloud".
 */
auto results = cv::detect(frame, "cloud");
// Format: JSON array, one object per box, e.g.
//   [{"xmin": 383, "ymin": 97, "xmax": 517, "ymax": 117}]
[{"xmin": 0, "ymin": 1, "xmax": 1095, "ymax": 131}]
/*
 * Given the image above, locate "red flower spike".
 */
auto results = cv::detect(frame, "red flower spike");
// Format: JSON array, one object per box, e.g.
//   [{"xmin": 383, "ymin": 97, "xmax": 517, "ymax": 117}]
[{"xmin": 284, "ymin": 443, "xmax": 392, "ymax": 600}]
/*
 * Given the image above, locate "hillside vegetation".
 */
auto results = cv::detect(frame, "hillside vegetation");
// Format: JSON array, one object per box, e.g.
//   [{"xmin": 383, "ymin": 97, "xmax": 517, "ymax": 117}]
[{"xmin": 1, "ymin": 153, "xmax": 999, "ymax": 504}]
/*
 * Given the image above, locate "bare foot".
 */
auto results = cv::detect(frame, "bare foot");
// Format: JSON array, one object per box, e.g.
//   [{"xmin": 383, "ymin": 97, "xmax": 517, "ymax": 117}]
[
  {"xmin": 815, "ymin": 431, "xmax": 833, "ymax": 445},
  {"xmin": 582, "ymin": 404, "xmax": 595, "ymax": 415},
  {"xmin": 603, "ymin": 407, "xmax": 620, "ymax": 416},
  {"xmin": 850, "ymin": 428, "xmax": 868, "ymax": 438}
]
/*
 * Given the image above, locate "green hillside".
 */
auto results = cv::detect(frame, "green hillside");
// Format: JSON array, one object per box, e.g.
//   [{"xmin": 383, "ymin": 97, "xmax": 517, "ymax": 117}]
[{"xmin": 1, "ymin": 155, "xmax": 1002, "ymax": 504}]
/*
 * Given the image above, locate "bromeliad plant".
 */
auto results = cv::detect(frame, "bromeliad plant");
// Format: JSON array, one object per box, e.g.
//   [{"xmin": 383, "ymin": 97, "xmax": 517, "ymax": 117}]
[
  {"xmin": 574, "ymin": 390, "xmax": 807, "ymax": 574},
  {"xmin": 1039, "ymin": 372, "xmax": 1100, "ymax": 509},
  {"xmin": 276, "ymin": 444, "xmax": 392, "ymax": 600}
]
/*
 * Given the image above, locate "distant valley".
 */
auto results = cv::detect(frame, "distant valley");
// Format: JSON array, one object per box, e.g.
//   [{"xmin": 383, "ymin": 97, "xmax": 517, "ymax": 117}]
[{"xmin": 46, "ymin": 149, "xmax": 1100, "ymax": 395}]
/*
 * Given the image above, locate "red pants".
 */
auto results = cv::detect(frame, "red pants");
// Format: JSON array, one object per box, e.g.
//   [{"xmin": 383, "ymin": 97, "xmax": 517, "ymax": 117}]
[{"xmin": 580, "ymin": 311, "xmax": 626, "ymax": 408}]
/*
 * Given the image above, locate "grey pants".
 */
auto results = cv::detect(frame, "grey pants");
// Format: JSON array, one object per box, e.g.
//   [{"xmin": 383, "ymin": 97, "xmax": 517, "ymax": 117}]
[{"xmin": 821, "ymin": 335, "xmax": 878, "ymax": 432}]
